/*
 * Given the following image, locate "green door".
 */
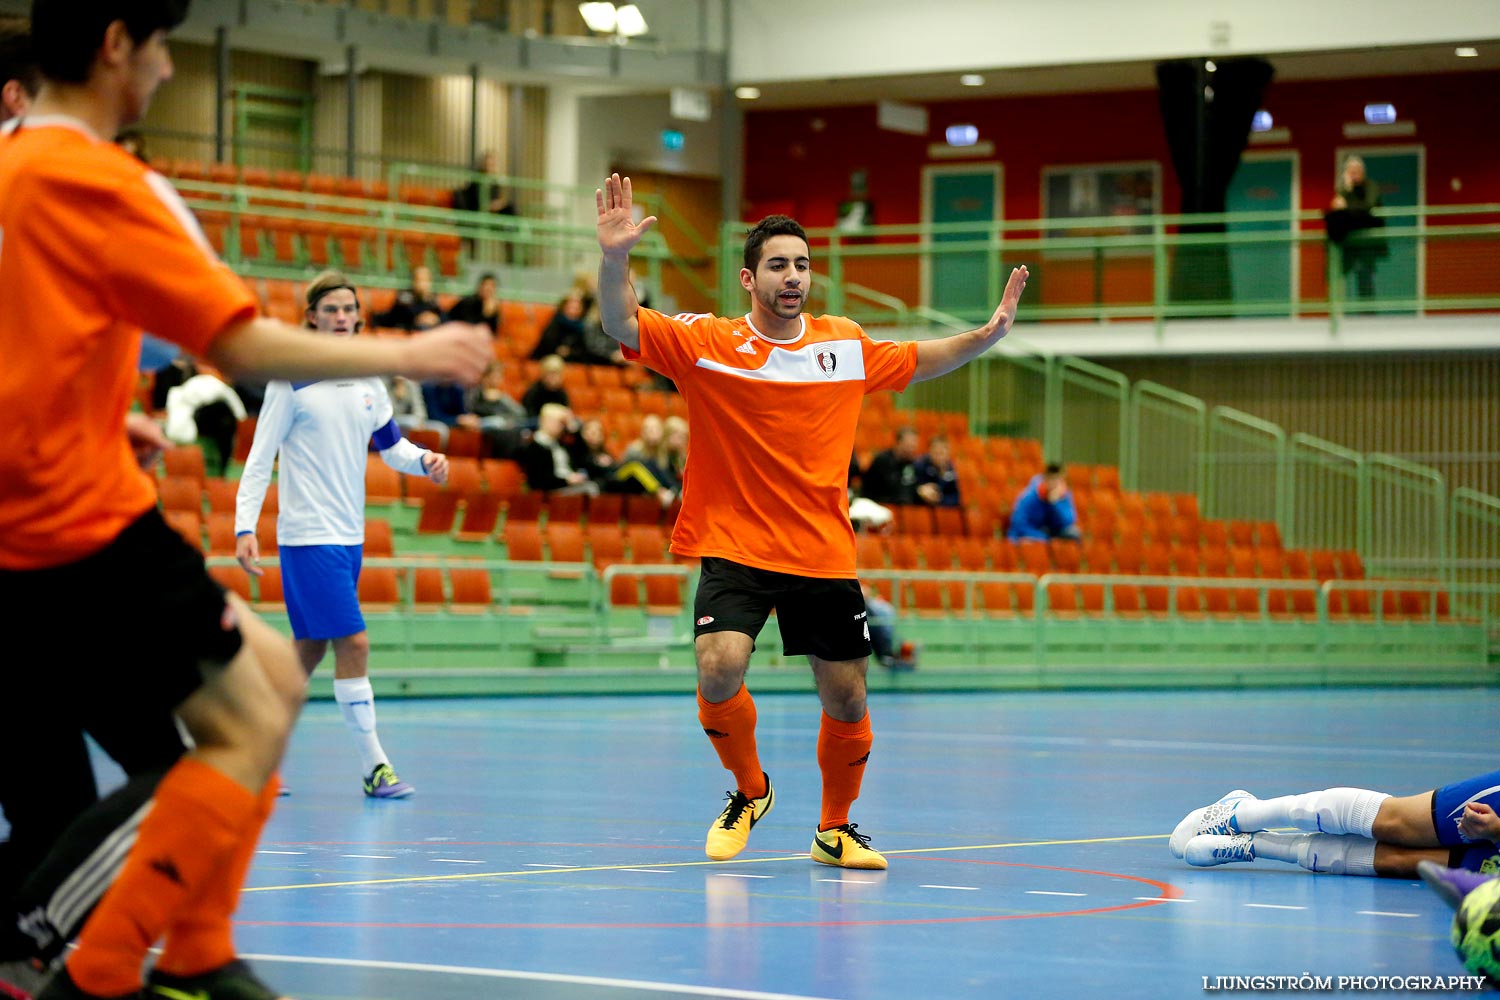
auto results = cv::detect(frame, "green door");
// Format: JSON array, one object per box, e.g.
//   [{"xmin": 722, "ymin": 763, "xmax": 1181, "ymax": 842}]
[
  {"xmin": 1339, "ymin": 148, "xmax": 1420, "ymax": 311},
  {"xmin": 925, "ymin": 166, "xmax": 1000, "ymax": 323},
  {"xmin": 1226, "ymin": 154, "xmax": 1294, "ymax": 311}
]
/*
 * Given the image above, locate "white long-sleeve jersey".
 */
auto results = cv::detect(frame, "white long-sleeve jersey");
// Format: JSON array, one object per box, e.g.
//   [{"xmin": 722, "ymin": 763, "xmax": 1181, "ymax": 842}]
[{"xmin": 235, "ymin": 377, "xmax": 431, "ymax": 546}]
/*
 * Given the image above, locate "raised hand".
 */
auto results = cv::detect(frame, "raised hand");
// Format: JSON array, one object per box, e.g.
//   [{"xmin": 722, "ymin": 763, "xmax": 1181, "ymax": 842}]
[
  {"xmin": 596, "ymin": 173, "xmax": 657, "ymax": 259},
  {"xmin": 984, "ymin": 265, "xmax": 1030, "ymax": 339}
]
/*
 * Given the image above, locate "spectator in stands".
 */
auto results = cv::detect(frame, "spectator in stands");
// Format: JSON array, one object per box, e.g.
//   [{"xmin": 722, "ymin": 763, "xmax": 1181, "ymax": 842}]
[
  {"xmin": 161, "ymin": 363, "xmax": 246, "ymax": 478},
  {"xmin": 663, "ymin": 415, "xmax": 688, "ymax": 489},
  {"xmin": 913, "ymin": 434, "xmax": 961, "ymax": 507},
  {"xmin": 1326, "ymin": 154, "xmax": 1385, "ymax": 300},
  {"xmin": 861, "ymin": 582, "xmax": 917, "ymax": 672},
  {"xmin": 420, "ymin": 380, "xmax": 476, "ymax": 440},
  {"xmin": 860, "ymin": 426, "xmax": 921, "ymax": 505},
  {"xmin": 467, "ymin": 362, "xmax": 526, "ymax": 429},
  {"xmin": 519, "ymin": 403, "xmax": 596, "ymax": 496},
  {"xmin": 387, "ymin": 375, "xmax": 449, "ymax": 447},
  {"xmin": 521, "ymin": 354, "xmax": 570, "ymax": 417},
  {"xmin": 453, "ymin": 151, "xmax": 513, "ymax": 217},
  {"xmin": 578, "ymin": 299, "xmax": 626, "ymax": 366},
  {"xmin": 446, "ymin": 271, "xmax": 502, "ymax": 336},
  {"xmin": 1007, "ymin": 463, "xmax": 1081, "ymax": 542},
  {"xmin": 531, "ymin": 291, "xmax": 587, "ymax": 360},
  {"xmin": 373, "ymin": 265, "xmax": 442, "ymax": 331},
  {"xmin": 613, "ymin": 414, "xmax": 675, "ymax": 504},
  {"xmin": 569, "ymin": 417, "xmax": 617, "ymax": 485}
]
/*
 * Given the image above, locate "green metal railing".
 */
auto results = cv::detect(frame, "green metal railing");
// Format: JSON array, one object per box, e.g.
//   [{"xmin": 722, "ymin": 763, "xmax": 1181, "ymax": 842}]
[
  {"xmin": 1204, "ymin": 407, "xmax": 1287, "ymax": 526},
  {"xmin": 1286, "ymin": 433, "xmax": 1365, "ymax": 553},
  {"xmin": 1126, "ymin": 381, "xmax": 1205, "ymax": 496}
]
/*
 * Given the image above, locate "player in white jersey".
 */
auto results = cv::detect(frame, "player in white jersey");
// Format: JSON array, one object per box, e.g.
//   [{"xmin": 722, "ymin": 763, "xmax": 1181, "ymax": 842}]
[{"xmin": 235, "ymin": 271, "xmax": 449, "ymax": 798}]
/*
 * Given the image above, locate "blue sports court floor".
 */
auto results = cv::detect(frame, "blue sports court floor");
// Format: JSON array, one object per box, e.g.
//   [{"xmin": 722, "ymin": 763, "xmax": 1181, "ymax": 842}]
[{"xmin": 95, "ymin": 685, "xmax": 1498, "ymax": 998}]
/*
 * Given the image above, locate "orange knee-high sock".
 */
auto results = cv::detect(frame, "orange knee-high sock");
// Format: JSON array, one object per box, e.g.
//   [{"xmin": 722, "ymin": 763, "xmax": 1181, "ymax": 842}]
[
  {"xmin": 155, "ymin": 773, "xmax": 280, "ymax": 977},
  {"xmin": 66, "ymin": 758, "xmax": 258, "ymax": 997},
  {"xmin": 817, "ymin": 711, "xmax": 872, "ymax": 831},
  {"xmin": 697, "ymin": 685, "xmax": 766, "ymax": 799}
]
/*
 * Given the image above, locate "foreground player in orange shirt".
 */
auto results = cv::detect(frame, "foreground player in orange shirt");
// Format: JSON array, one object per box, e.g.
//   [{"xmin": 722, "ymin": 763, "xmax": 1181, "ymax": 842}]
[
  {"xmin": 0, "ymin": 4, "xmax": 490, "ymax": 999},
  {"xmin": 595, "ymin": 173, "xmax": 1028, "ymax": 869}
]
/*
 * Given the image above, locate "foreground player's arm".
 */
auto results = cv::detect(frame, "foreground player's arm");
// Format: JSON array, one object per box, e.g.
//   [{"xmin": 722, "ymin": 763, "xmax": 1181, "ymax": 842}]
[
  {"xmin": 206, "ymin": 316, "xmax": 490, "ymax": 386},
  {"xmin": 910, "ymin": 266, "xmax": 1029, "ymax": 384},
  {"xmin": 595, "ymin": 173, "xmax": 658, "ymax": 353}
]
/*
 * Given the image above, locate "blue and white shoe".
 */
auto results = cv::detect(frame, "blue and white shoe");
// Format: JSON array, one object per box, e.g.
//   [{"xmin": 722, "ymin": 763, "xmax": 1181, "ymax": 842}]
[
  {"xmin": 1184, "ymin": 833, "xmax": 1257, "ymax": 867},
  {"xmin": 1170, "ymin": 789, "xmax": 1254, "ymax": 858},
  {"xmin": 363, "ymin": 763, "xmax": 414, "ymax": 799}
]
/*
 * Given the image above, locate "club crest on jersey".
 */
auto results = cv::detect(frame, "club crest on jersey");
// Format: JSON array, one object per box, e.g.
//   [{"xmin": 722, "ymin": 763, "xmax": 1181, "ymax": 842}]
[
  {"xmin": 697, "ymin": 615, "xmax": 715, "ymax": 626},
  {"xmin": 362, "ymin": 394, "xmax": 374, "ymax": 411},
  {"xmin": 815, "ymin": 349, "xmax": 837, "ymax": 378}
]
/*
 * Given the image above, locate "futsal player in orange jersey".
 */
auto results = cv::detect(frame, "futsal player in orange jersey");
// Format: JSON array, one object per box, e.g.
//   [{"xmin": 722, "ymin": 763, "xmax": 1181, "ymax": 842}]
[
  {"xmin": 595, "ymin": 173, "xmax": 1029, "ymax": 869},
  {"xmin": 0, "ymin": 5, "xmax": 490, "ymax": 998}
]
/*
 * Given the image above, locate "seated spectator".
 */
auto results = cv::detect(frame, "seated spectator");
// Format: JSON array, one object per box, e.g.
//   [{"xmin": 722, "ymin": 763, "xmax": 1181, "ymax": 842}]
[
  {"xmin": 613, "ymin": 414, "xmax": 674, "ymax": 504},
  {"xmin": 446, "ymin": 272, "xmax": 502, "ymax": 336},
  {"xmin": 421, "ymin": 381, "xmax": 475, "ymax": 436},
  {"xmin": 531, "ymin": 291, "xmax": 586, "ymax": 360},
  {"xmin": 453, "ymin": 151, "xmax": 514, "ymax": 217},
  {"xmin": 467, "ymin": 363, "xmax": 526, "ymax": 429},
  {"xmin": 387, "ymin": 375, "xmax": 448, "ymax": 445},
  {"xmin": 914, "ymin": 434, "xmax": 961, "ymax": 507},
  {"xmin": 663, "ymin": 415, "xmax": 688, "ymax": 489},
  {"xmin": 373, "ymin": 265, "xmax": 442, "ymax": 331},
  {"xmin": 568, "ymin": 417, "xmax": 617, "ymax": 485},
  {"xmin": 860, "ymin": 426, "xmax": 921, "ymax": 505},
  {"xmin": 577, "ymin": 300, "xmax": 626, "ymax": 366},
  {"xmin": 521, "ymin": 354, "xmax": 570, "ymax": 417},
  {"xmin": 1007, "ymin": 463, "xmax": 1081, "ymax": 542},
  {"xmin": 519, "ymin": 403, "xmax": 596, "ymax": 496},
  {"xmin": 861, "ymin": 582, "xmax": 917, "ymax": 672}
]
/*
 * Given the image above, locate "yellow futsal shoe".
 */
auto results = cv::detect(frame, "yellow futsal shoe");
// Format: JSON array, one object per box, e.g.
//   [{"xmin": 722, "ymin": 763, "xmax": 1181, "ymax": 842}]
[
  {"xmin": 705, "ymin": 773, "xmax": 774, "ymax": 861},
  {"xmin": 811, "ymin": 823, "xmax": 888, "ymax": 870}
]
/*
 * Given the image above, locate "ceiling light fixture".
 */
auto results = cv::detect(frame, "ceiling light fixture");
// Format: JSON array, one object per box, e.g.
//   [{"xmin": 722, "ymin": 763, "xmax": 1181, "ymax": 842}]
[
  {"xmin": 578, "ymin": 2, "xmax": 648, "ymax": 38},
  {"xmin": 735, "ymin": 86, "xmax": 761, "ymax": 100},
  {"xmin": 1455, "ymin": 46, "xmax": 1479, "ymax": 58},
  {"xmin": 959, "ymin": 74, "xmax": 985, "ymax": 87}
]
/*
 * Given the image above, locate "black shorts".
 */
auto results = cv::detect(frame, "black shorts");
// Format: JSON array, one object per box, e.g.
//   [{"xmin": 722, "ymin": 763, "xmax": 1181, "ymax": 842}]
[
  {"xmin": 0, "ymin": 506, "xmax": 243, "ymax": 714},
  {"xmin": 693, "ymin": 556, "xmax": 871, "ymax": 661}
]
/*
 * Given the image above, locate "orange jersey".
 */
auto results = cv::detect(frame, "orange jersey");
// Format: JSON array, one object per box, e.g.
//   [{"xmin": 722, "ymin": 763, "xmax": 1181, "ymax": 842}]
[
  {"xmin": 0, "ymin": 118, "xmax": 258, "ymax": 569},
  {"xmin": 627, "ymin": 308, "xmax": 917, "ymax": 578}
]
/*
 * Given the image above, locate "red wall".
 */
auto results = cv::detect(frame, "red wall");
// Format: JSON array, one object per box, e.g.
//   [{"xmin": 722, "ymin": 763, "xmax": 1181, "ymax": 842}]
[{"xmin": 742, "ymin": 70, "xmax": 1500, "ymax": 227}]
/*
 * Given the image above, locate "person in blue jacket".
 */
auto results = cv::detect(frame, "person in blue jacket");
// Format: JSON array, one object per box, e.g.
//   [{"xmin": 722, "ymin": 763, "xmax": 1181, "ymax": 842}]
[{"xmin": 1007, "ymin": 463, "xmax": 1080, "ymax": 541}]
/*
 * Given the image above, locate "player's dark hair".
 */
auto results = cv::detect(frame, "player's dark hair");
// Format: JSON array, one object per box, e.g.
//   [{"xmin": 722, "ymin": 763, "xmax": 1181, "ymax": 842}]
[
  {"xmin": 743, "ymin": 215, "xmax": 808, "ymax": 272},
  {"xmin": 1045, "ymin": 463, "xmax": 1063, "ymax": 476},
  {"xmin": 30, "ymin": 0, "xmax": 189, "ymax": 85},
  {"xmin": 0, "ymin": 17, "xmax": 39, "ymax": 99}
]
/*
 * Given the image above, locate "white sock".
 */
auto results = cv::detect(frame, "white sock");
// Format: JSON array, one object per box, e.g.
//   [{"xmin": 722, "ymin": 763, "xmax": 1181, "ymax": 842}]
[
  {"xmin": 1251, "ymin": 832, "xmax": 1377, "ymax": 876},
  {"xmin": 334, "ymin": 676, "xmax": 390, "ymax": 776},
  {"xmin": 1236, "ymin": 788, "xmax": 1388, "ymax": 837}
]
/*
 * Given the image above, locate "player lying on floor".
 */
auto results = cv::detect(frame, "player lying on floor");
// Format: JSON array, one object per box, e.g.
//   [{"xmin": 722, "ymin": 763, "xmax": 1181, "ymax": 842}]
[{"xmin": 1169, "ymin": 772, "xmax": 1500, "ymax": 877}]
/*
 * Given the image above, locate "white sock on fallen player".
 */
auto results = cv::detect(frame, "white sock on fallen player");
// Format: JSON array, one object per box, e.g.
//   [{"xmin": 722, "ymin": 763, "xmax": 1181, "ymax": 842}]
[
  {"xmin": 1252, "ymin": 832, "xmax": 1378, "ymax": 876},
  {"xmin": 1234, "ymin": 788, "xmax": 1388, "ymax": 837}
]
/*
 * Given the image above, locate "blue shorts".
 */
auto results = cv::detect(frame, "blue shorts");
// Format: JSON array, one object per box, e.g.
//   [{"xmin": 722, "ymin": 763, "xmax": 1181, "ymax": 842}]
[
  {"xmin": 279, "ymin": 544, "xmax": 365, "ymax": 641},
  {"xmin": 1432, "ymin": 770, "xmax": 1500, "ymax": 873}
]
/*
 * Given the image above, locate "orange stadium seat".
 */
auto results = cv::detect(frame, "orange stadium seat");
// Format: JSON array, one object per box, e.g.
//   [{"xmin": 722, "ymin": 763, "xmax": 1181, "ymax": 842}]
[
  {"xmin": 505, "ymin": 492, "xmax": 544, "ymax": 524},
  {"xmin": 206, "ymin": 514, "xmax": 237, "ymax": 556},
  {"xmin": 449, "ymin": 568, "xmax": 492, "ymax": 611},
  {"xmin": 207, "ymin": 564, "xmax": 252, "ymax": 602},
  {"xmin": 588, "ymin": 525, "xmax": 626, "ymax": 570},
  {"xmin": 546, "ymin": 524, "xmax": 586, "ymax": 564},
  {"xmin": 888, "ymin": 537, "xmax": 920, "ymax": 571},
  {"xmin": 412, "ymin": 567, "xmax": 446, "ymax": 611},
  {"xmin": 547, "ymin": 494, "xmax": 586, "ymax": 525},
  {"xmin": 455, "ymin": 493, "xmax": 502, "ymax": 542},
  {"xmin": 158, "ymin": 475, "xmax": 202, "ymax": 514},
  {"xmin": 365, "ymin": 460, "xmax": 402, "ymax": 505},
  {"xmin": 588, "ymin": 493, "xmax": 623, "ymax": 526},
  {"xmin": 357, "ymin": 567, "xmax": 400, "ymax": 610},
  {"xmin": 253, "ymin": 565, "xmax": 283, "ymax": 609},
  {"xmin": 364, "ymin": 518, "xmax": 395, "ymax": 556},
  {"xmin": 416, "ymin": 493, "xmax": 461, "ymax": 536},
  {"xmin": 502, "ymin": 523, "xmax": 543, "ymax": 561},
  {"xmin": 628, "ymin": 526, "xmax": 667, "ymax": 563}
]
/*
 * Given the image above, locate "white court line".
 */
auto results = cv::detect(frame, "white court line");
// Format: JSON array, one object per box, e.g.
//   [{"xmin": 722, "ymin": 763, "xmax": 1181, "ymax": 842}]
[
  {"xmin": 1244, "ymin": 903, "xmax": 1305, "ymax": 910},
  {"xmin": 920, "ymin": 885, "xmax": 979, "ymax": 891},
  {"xmin": 714, "ymin": 873, "xmax": 773, "ymax": 879},
  {"xmin": 341, "ymin": 855, "xmax": 394, "ymax": 860},
  {"xmin": 1136, "ymin": 897, "xmax": 1195, "ymax": 903},
  {"xmin": 619, "ymin": 868, "xmax": 673, "ymax": 874},
  {"xmin": 817, "ymin": 879, "xmax": 878, "ymax": 884},
  {"xmin": 431, "ymin": 859, "xmax": 483, "ymax": 865},
  {"xmin": 525, "ymin": 864, "xmax": 582, "ymax": 869},
  {"xmin": 1359, "ymin": 910, "xmax": 1420, "ymax": 918},
  {"xmin": 240, "ymin": 952, "xmax": 841, "ymax": 1000},
  {"xmin": 257, "ymin": 851, "xmax": 306, "ymax": 856},
  {"xmin": 1027, "ymin": 890, "xmax": 1086, "ymax": 897}
]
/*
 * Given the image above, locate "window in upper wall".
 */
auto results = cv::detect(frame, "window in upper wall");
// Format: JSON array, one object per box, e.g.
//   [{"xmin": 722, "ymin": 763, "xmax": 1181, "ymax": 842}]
[{"xmin": 1041, "ymin": 162, "xmax": 1161, "ymax": 243}]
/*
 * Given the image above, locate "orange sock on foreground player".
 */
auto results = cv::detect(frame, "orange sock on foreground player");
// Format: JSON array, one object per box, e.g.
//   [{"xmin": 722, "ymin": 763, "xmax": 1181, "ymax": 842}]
[
  {"xmin": 816, "ymin": 711, "xmax": 872, "ymax": 831},
  {"xmin": 64, "ymin": 760, "xmax": 260, "ymax": 996},
  {"xmin": 154, "ymin": 774, "xmax": 280, "ymax": 978},
  {"xmin": 697, "ymin": 685, "xmax": 767, "ymax": 800}
]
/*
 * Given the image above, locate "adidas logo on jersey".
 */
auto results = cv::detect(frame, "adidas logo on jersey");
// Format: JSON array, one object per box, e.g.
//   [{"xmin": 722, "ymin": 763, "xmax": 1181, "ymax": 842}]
[{"xmin": 735, "ymin": 340, "xmax": 757, "ymax": 354}]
